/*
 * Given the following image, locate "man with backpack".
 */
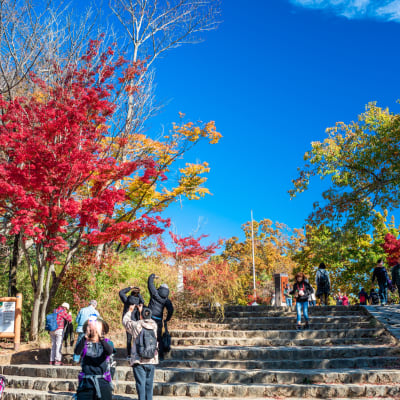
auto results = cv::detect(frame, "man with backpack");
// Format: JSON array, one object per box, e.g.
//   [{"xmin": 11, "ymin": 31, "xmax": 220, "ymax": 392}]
[
  {"xmin": 123, "ymin": 304, "xmax": 158, "ymax": 400},
  {"xmin": 372, "ymin": 258, "xmax": 389, "ymax": 305},
  {"xmin": 315, "ymin": 262, "xmax": 330, "ymax": 305},
  {"xmin": 147, "ymin": 273, "xmax": 174, "ymax": 360},
  {"xmin": 48, "ymin": 302, "xmax": 72, "ymax": 365},
  {"xmin": 392, "ymin": 257, "xmax": 400, "ymax": 302}
]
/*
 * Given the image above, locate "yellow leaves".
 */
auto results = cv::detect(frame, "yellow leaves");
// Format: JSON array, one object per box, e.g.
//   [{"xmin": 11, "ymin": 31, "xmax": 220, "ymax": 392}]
[{"xmin": 172, "ymin": 120, "xmax": 222, "ymax": 144}]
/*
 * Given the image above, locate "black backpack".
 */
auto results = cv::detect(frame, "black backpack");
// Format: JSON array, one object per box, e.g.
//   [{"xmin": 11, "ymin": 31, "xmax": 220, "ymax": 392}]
[
  {"xmin": 136, "ymin": 326, "xmax": 157, "ymax": 359},
  {"xmin": 370, "ymin": 292, "xmax": 380, "ymax": 305},
  {"xmin": 317, "ymin": 270, "xmax": 329, "ymax": 289}
]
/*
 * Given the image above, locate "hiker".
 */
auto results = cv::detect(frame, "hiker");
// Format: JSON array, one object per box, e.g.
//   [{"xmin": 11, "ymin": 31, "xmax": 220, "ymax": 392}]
[
  {"xmin": 123, "ymin": 304, "xmax": 158, "ymax": 400},
  {"xmin": 284, "ymin": 284, "xmax": 293, "ymax": 307},
  {"xmin": 290, "ymin": 272, "xmax": 313, "ymax": 330},
  {"xmin": 342, "ymin": 293, "xmax": 349, "ymax": 306},
  {"xmin": 309, "ymin": 288, "xmax": 317, "ymax": 306},
  {"xmin": 370, "ymin": 288, "xmax": 380, "ymax": 305},
  {"xmin": 73, "ymin": 300, "xmax": 100, "ymax": 364},
  {"xmin": 358, "ymin": 288, "xmax": 369, "ymax": 305},
  {"xmin": 119, "ymin": 286, "xmax": 145, "ymax": 359},
  {"xmin": 63, "ymin": 318, "xmax": 74, "ymax": 349},
  {"xmin": 315, "ymin": 262, "xmax": 330, "ymax": 306},
  {"xmin": 391, "ymin": 256, "xmax": 400, "ymax": 301},
  {"xmin": 372, "ymin": 258, "xmax": 389, "ymax": 305},
  {"xmin": 335, "ymin": 290, "xmax": 343, "ymax": 305},
  {"xmin": 147, "ymin": 274, "xmax": 174, "ymax": 360},
  {"xmin": 74, "ymin": 315, "xmax": 114, "ymax": 400},
  {"xmin": 49, "ymin": 302, "xmax": 72, "ymax": 366}
]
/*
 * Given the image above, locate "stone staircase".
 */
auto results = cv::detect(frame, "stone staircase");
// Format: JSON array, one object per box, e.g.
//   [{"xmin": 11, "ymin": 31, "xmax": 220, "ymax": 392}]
[{"xmin": 2, "ymin": 305, "xmax": 400, "ymax": 399}]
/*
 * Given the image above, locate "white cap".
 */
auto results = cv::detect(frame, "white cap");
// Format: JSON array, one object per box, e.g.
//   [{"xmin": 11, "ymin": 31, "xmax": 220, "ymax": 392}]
[{"xmin": 61, "ymin": 302, "xmax": 70, "ymax": 310}]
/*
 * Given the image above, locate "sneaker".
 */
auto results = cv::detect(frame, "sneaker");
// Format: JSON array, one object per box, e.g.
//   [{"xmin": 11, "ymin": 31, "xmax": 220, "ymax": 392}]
[
  {"xmin": 304, "ymin": 322, "xmax": 310, "ymax": 329},
  {"xmin": 296, "ymin": 324, "xmax": 302, "ymax": 330},
  {"xmin": 54, "ymin": 361, "xmax": 63, "ymax": 366},
  {"xmin": 49, "ymin": 361, "xmax": 54, "ymax": 365}
]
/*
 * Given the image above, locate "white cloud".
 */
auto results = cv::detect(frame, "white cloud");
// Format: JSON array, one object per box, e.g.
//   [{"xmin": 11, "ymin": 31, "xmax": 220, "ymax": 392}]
[{"xmin": 290, "ymin": 0, "xmax": 400, "ymax": 22}]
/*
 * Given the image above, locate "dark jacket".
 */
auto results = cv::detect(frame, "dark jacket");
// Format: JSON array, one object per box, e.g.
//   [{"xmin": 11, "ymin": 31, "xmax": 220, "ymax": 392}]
[
  {"xmin": 392, "ymin": 264, "xmax": 400, "ymax": 286},
  {"xmin": 315, "ymin": 268, "xmax": 330, "ymax": 295},
  {"xmin": 290, "ymin": 281, "xmax": 313, "ymax": 303},
  {"xmin": 372, "ymin": 266, "xmax": 389, "ymax": 285},
  {"xmin": 147, "ymin": 274, "xmax": 174, "ymax": 321},
  {"xmin": 119, "ymin": 287, "xmax": 145, "ymax": 321}
]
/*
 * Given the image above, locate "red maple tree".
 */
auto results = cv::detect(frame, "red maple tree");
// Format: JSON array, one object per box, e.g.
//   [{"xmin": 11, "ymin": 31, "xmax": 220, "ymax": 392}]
[
  {"xmin": 0, "ymin": 39, "xmax": 168, "ymax": 339},
  {"xmin": 382, "ymin": 233, "xmax": 400, "ymax": 266}
]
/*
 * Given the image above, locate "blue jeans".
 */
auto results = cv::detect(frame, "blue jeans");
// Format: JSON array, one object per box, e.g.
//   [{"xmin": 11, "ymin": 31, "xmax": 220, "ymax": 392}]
[
  {"xmin": 286, "ymin": 297, "xmax": 292, "ymax": 307},
  {"xmin": 296, "ymin": 301, "xmax": 309, "ymax": 324},
  {"xmin": 73, "ymin": 333, "xmax": 85, "ymax": 363},
  {"xmin": 133, "ymin": 364, "xmax": 155, "ymax": 400},
  {"xmin": 378, "ymin": 282, "xmax": 388, "ymax": 305}
]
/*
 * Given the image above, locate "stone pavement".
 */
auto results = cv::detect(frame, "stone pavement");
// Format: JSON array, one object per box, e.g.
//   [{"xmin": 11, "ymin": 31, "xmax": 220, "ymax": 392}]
[
  {"xmin": 365, "ymin": 303, "xmax": 400, "ymax": 340},
  {"xmin": 2, "ymin": 305, "xmax": 400, "ymax": 399}
]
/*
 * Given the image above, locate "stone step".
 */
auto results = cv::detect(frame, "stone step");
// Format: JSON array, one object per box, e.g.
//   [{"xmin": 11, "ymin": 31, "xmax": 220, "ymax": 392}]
[
  {"xmin": 225, "ymin": 305, "xmax": 362, "ymax": 312},
  {"xmin": 4, "ymin": 389, "xmax": 397, "ymax": 400},
  {"xmin": 222, "ymin": 315, "xmax": 367, "ymax": 323},
  {"xmin": 170, "ymin": 336, "xmax": 392, "ymax": 346},
  {"xmin": 4, "ymin": 365, "xmax": 400, "ymax": 385},
  {"xmin": 4, "ymin": 375, "xmax": 400, "ymax": 397},
  {"xmin": 180, "ymin": 321, "xmax": 373, "ymax": 330},
  {"xmin": 165, "ymin": 344, "xmax": 400, "ymax": 361},
  {"xmin": 170, "ymin": 327, "xmax": 387, "ymax": 339},
  {"xmin": 224, "ymin": 310, "xmax": 364, "ymax": 318},
  {"xmin": 161, "ymin": 355, "xmax": 400, "ymax": 369}
]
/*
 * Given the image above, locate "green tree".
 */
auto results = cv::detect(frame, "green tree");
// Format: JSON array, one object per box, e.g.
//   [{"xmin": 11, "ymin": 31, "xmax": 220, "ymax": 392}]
[{"xmin": 290, "ymin": 102, "xmax": 400, "ymax": 231}]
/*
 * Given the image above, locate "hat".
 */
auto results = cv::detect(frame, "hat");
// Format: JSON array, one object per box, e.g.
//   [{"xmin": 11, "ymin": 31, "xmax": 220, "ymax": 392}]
[
  {"xmin": 160, "ymin": 283, "xmax": 169, "ymax": 289},
  {"xmin": 61, "ymin": 302, "xmax": 70, "ymax": 310}
]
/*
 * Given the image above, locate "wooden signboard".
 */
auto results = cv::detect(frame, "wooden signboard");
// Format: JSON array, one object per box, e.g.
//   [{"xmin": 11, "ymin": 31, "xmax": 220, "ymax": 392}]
[
  {"xmin": 274, "ymin": 274, "xmax": 289, "ymax": 307},
  {"xmin": 0, "ymin": 293, "xmax": 22, "ymax": 350}
]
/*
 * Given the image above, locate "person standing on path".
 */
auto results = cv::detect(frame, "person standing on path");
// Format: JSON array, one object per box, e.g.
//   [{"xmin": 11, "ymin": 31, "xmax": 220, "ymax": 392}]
[
  {"xmin": 119, "ymin": 286, "xmax": 145, "ymax": 359},
  {"xmin": 372, "ymin": 258, "xmax": 389, "ymax": 305},
  {"xmin": 290, "ymin": 272, "xmax": 313, "ymax": 330},
  {"xmin": 123, "ymin": 304, "xmax": 158, "ymax": 400},
  {"xmin": 358, "ymin": 288, "xmax": 369, "ymax": 305},
  {"xmin": 147, "ymin": 274, "xmax": 174, "ymax": 361},
  {"xmin": 49, "ymin": 302, "xmax": 72, "ymax": 366},
  {"xmin": 315, "ymin": 262, "xmax": 330, "ymax": 306},
  {"xmin": 284, "ymin": 284, "xmax": 293, "ymax": 308},
  {"xmin": 391, "ymin": 257, "xmax": 400, "ymax": 302},
  {"xmin": 74, "ymin": 316, "xmax": 114, "ymax": 400},
  {"xmin": 73, "ymin": 300, "xmax": 100, "ymax": 364}
]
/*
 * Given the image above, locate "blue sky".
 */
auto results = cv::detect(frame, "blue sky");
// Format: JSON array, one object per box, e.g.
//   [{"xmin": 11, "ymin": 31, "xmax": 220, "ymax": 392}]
[
  {"xmin": 72, "ymin": 0, "xmax": 400, "ymax": 245},
  {"xmin": 148, "ymin": 0, "xmax": 400, "ymax": 244}
]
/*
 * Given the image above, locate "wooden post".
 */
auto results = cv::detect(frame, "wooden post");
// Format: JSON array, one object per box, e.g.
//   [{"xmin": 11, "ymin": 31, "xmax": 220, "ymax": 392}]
[{"xmin": 14, "ymin": 293, "xmax": 22, "ymax": 350}]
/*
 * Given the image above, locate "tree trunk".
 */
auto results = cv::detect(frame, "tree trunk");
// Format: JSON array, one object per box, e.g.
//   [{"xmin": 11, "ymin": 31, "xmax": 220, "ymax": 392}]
[
  {"xmin": 177, "ymin": 264, "xmax": 184, "ymax": 292},
  {"xmin": 30, "ymin": 289, "xmax": 42, "ymax": 341},
  {"xmin": 8, "ymin": 233, "xmax": 20, "ymax": 297}
]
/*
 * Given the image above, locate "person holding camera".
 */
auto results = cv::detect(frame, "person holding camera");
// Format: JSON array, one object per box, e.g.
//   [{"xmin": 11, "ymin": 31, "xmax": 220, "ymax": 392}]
[
  {"xmin": 290, "ymin": 272, "xmax": 313, "ymax": 330},
  {"xmin": 119, "ymin": 285, "xmax": 145, "ymax": 359},
  {"xmin": 74, "ymin": 315, "xmax": 115, "ymax": 400},
  {"xmin": 123, "ymin": 303, "xmax": 158, "ymax": 400}
]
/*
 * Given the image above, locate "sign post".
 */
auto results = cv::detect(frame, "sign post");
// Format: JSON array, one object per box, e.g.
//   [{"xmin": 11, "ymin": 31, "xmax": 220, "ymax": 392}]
[{"xmin": 0, "ymin": 293, "xmax": 22, "ymax": 350}]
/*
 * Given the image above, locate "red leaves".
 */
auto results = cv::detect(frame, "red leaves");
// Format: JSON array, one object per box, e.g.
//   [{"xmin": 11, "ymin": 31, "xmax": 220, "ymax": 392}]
[
  {"xmin": 157, "ymin": 231, "xmax": 219, "ymax": 262},
  {"xmin": 382, "ymin": 233, "xmax": 400, "ymax": 266},
  {"xmin": 0, "ymin": 38, "xmax": 165, "ymax": 262}
]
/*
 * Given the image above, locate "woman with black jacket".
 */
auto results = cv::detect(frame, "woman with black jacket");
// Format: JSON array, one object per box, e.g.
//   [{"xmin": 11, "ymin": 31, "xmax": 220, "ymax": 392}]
[{"xmin": 290, "ymin": 272, "xmax": 313, "ymax": 330}]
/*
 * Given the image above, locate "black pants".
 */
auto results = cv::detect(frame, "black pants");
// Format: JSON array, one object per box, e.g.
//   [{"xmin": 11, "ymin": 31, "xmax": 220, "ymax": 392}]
[
  {"xmin": 318, "ymin": 292, "xmax": 329, "ymax": 305},
  {"xmin": 126, "ymin": 331, "xmax": 133, "ymax": 357},
  {"xmin": 153, "ymin": 318, "xmax": 164, "ymax": 359},
  {"xmin": 76, "ymin": 384, "xmax": 112, "ymax": 400}
]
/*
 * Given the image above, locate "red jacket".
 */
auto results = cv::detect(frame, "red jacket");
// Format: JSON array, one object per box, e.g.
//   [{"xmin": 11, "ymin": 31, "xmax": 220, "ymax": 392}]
[{"xmin": 54, "ymin": 306, "xmax": 72, "ymax": 330}]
